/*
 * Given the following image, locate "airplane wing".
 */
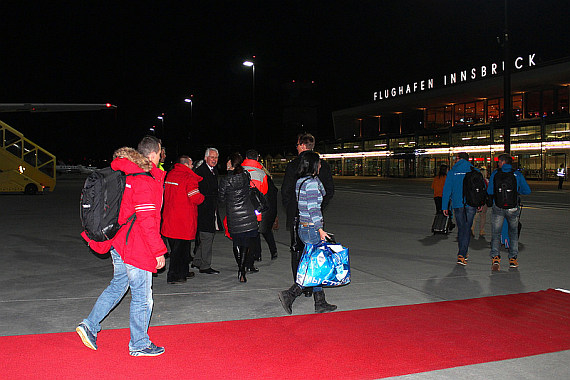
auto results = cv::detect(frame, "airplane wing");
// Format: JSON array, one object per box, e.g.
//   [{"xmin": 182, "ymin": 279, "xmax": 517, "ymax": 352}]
[{"xmin": 0, "ymin": 103, "xmax": 116, "ymax": 113}]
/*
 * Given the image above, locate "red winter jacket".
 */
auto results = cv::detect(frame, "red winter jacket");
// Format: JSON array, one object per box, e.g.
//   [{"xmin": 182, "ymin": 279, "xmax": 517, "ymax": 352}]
[
  {"xmin": 242, "ymin": 158, "xmax": 268, "ymax": 195},
  {"xmin": 161, "ymin": 163, "xmax": 205, "ymax": 240},
  {"xmin": 81, "ymin": 148, "xmax": 167, "ymax": 272}
]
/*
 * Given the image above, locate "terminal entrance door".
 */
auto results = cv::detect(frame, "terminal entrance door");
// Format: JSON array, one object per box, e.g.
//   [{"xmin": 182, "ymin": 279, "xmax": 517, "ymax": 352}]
[{"xmin": 389, "ymin": 155, "xmax": 416, "ymax": 177}]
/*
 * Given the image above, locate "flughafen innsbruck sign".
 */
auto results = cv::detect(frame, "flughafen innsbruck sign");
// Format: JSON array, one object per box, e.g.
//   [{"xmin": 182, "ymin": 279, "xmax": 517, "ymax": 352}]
[{"xmin": 373, "ymin": 53, "xmax": 537, "ymax": 101}]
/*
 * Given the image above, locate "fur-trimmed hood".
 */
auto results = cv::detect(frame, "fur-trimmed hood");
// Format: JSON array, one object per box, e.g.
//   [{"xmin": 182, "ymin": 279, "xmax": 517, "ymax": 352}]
[{"xmin": 112, "ymin": 147, "xmax": 153, "ymax": 173}]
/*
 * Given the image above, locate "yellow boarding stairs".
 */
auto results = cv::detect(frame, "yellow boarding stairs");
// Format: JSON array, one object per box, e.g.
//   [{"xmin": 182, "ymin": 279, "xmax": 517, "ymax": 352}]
[{"xmin": 0, "ymin": 119, "xmax": 56, "ymax": 194}]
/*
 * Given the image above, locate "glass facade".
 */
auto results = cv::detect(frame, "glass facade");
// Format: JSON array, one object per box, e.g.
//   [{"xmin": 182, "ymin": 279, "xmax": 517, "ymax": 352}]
[{"xmin": 268, "ymin": 80, "xmax": 569, "ymax": 180}]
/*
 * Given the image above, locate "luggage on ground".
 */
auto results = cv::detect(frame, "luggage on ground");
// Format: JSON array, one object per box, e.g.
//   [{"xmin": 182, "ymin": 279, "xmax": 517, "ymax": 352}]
[{"xmin": 432, "ymin": 213, "xmax": 452, "ymax": 234}]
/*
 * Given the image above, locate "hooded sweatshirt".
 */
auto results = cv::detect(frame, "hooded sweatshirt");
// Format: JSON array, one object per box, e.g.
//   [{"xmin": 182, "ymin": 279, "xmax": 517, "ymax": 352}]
[
  {"xmin": 487, "ymin": 163, "xmax": 531, "ymax": 201},
  {"xmin": 441, "ymin": 158, "xmax": 478, "ymax": 209}
]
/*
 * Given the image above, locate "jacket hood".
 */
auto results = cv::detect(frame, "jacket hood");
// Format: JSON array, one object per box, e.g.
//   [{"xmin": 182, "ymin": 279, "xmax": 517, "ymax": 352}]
[
  {"xmin": 173, "ymin": 163, "xmax": 203, "ymax": 182},
  {"xmin": 111, "ymin": 147, "xmax": 153, "ymax": 173},
  {"xmin": 242, "ymin": 158, "xmax": 263, "ymax": 169},
  {"xmin": 453, "ymin": 159, "xmax": 473, "ymax": 172}
]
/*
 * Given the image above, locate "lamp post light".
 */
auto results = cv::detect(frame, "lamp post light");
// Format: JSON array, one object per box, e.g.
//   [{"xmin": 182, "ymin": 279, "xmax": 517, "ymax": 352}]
[
  {"xmin": 157, "ymin": 114, "xmax": 164, "ymax": 137},
  {"xmin": 243, "ymin": 59, "xmax": 255, "ymax": 143},
  {"xmin": 184, "ymin": 96, "xmax": 193, "ymax": 131}
]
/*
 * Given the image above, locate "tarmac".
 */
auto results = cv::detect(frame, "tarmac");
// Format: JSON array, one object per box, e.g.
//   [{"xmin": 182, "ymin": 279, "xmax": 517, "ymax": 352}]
[{"xmin": 1, "ymin": 174, "xmax": 569, "ymax": 379}]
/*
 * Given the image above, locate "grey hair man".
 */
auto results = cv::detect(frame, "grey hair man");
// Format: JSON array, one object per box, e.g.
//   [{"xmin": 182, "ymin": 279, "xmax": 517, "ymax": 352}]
[{"xmin": 192, "ymin": 147, "xmax": 221, "ymax": 274}]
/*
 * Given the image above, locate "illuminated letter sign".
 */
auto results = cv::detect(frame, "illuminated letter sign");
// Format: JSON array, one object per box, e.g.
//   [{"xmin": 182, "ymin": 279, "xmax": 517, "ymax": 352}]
[{"xmin": 373, "ymin": 53, "xmax": 537, "ymax": 101}]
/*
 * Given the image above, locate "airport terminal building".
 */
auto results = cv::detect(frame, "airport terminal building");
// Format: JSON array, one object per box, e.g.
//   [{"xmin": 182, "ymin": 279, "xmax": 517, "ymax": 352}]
[{"xmin": 319, "ymin": 55, "xmax": 569, "ymax": 179}]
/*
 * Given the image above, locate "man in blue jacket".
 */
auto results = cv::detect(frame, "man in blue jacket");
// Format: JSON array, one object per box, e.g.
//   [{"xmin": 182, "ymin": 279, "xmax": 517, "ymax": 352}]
[
  {"xmin": 487, "ymin": 153, "xmax": 531, "ymax": 270},
  {"xmin": 442, "ymin": 152, "xmax": 482, "ymax": 266}
]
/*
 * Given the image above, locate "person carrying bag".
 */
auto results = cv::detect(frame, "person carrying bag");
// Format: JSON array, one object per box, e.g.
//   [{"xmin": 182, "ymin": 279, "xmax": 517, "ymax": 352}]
[{"xmin": 278, "ymin": 151, "xmax": 340, "ymax": 314}]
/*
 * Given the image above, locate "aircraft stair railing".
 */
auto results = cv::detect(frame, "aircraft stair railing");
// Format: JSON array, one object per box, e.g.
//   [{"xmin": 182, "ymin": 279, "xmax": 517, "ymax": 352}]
[{"xmin": 0, "ymin": 120, "xmax": 56, "ymax": 193}]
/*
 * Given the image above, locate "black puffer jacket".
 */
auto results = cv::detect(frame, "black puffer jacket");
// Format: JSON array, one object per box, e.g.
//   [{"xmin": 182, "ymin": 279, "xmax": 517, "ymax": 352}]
[{"xmin": 219, "ymin": 170, "xmax": 258, "ymax": 234}]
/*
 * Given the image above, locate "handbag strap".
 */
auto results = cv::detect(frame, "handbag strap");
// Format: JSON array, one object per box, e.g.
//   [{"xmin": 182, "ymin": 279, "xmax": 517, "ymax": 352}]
[{"xmin": 296, "ymin": 177, "xmax": 311, "ymax": 203}]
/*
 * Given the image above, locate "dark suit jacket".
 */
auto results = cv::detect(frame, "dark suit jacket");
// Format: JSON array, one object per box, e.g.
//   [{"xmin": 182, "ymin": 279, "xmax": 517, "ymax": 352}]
[
  {"xmin": 194, "ymin": 163, "xmax": 222, "ymax": 233},
  {"xmin": 259, "ymin": 175, "xmax": 278, "ymax": 234},
  {"xmin": 281, "ymin": 152, "xmax": 334, "ymax": 229}
]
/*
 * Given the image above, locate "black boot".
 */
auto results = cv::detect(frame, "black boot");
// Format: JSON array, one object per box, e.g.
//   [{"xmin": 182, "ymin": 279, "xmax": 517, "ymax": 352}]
[
  {"xmin": 278, "ymin": 284, "xmax": 304, "ymax": 315},
  {"xmin": 243, "ymin": 245, "xmax": 259, "ymax": 273},
  {"xmin": 239, "ymin": 247, "xmax": 248, "ymax": 283},
  {"xmin": 313, "ymin": 291, "xmax": 337, "ymax": 313},
  {"xmin": 232, "ymin": 246, "xmax": 241, "ymax": 267},
  {"xmin": 233, "ymin": 246, "xmax": 247, "ymax": 283},
  {"xmin": 247, "ymin": 238, "xmax": 260, "ymax": 272}
]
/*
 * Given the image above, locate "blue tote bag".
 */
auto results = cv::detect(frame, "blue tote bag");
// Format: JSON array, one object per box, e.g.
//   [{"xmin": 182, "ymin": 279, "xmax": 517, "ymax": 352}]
[{"xmin": 296, "ymin": 241, "xmax": 351, "ymax": 287}]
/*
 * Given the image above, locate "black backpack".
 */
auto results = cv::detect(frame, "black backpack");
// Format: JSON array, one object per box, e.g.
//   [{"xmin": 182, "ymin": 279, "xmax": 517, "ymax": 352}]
[
  {"xmin": 80, "ymin": 167, "xmax": 150, "ymax": 242},
  {"xmin": 493, "ymin": 170, "xmax": 518, "ymax": 209},
  {"xmin": 463, "ymin": 167, "xmax": 488, "ymax": 207}
]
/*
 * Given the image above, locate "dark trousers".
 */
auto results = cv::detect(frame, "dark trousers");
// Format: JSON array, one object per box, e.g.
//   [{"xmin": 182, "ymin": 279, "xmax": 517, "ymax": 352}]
[
  {"xmin": 251, "ymin": 234, "xmax": 262, "ymax": 261},
  {"xmin": 290, "ymin": 225, "xmax": 305, "ymax": 280},
  {"xmin": 167, "ymin": 238, "xmax": 191, "ymax": 282},
  {"xmin": 434, "ymin": 197, "xmax": 443, "ymax": 214},
  {"xmin": 559, "ymin": 177, "xmax": 564, "ymax": 189},
  {"xmin": 262, "ymin": 230, "xmax": 277, "ymax": 255}
]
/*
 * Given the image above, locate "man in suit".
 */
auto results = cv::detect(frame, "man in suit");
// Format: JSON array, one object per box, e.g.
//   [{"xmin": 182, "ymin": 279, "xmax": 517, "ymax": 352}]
[{"xmin": 193, "ymin": 147, "xmax": 221, "ymax": 274}]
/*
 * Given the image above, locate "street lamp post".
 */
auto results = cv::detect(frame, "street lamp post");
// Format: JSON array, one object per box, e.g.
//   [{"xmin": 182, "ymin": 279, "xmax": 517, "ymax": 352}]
[
  {"xmin": 243, "ymin": 59, "xmax": 255, "ymax": 143},
  {"xmin": 184, "ymin": 96, "xmax": 193, "ymax": 134},
  {"xmin": 157, "ymin": 114, "xmax": 164, "ymax": 138},
  {"xmin": 503, "ymin": 0, "xmax": 511, "ymax": 155}
]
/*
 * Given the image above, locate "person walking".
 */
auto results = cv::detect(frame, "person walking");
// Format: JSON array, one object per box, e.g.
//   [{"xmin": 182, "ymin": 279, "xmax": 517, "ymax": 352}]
[
  {"xmin": 259, "ymin": 172, "xmax": 279, "ymax": 260},
  {"xmin": 557, "ymin": 163, "xmax": 565, "ymax": 189},
  {"xmin": 471, "ymin": 167, "xmax": 489, "ymax": 237},
  {"xmin": 77, "ymin": 136, "xmax": 167, "ymax": 356},
  {"xmin": 281, "ymin": 132, "xmax": 334, "ymax": 297},
  {"xmin": 193, "ymin": 148, "xmax": 222, "ymax": 274},
  {"xmin": 431, "ymin": 164, "xmax": 448, "ymax": 214},
  {"xmin": 441, "ymin": 152, "xmax": 482, "ymax": 266},
  {"xmin": 219, "ymin": 153, "xmax": 259, "ymax": 283},
  {"xmin": 278, "ymin": 151, "xmax": 337, "ymax": 314},
  {"xmin": 487, "ymin": 154, "xmax": 531, "ymax": 270},
  {"xmin": 242, "ymin": 149, "xmax": 267, "ymax": 270},
  {"xmin": 161, "ymin": 155, "xmax": 204, "ymax": 284}
]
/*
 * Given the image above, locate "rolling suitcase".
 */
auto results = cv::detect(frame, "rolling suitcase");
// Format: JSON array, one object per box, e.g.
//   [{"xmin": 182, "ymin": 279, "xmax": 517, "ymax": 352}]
[{"xmin": 432, "ymin": 213, "xmax": 451, "ymax": 234}]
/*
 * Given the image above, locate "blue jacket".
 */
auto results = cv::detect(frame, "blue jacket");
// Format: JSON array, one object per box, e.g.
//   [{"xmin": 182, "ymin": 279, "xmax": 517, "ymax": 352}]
[
  {"xmin": 487, "ymin": 164, "xmax": 531, "ymax": 204},
  {"xmin": 441, "ymin": 159, "xmax": 478, "ymax": 209}
]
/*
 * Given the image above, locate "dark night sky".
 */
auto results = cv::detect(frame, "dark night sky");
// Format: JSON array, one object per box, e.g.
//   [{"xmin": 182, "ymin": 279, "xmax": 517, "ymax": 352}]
[{"xmin": 1, "ymin": 1, "xmax": 568, "ymax": 163}]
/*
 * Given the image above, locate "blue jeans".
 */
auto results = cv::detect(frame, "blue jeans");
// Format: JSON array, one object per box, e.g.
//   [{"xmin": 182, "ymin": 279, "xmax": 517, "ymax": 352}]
[
  {"xmin": 490, "ymin": 205, "xmax": 520, "ymax": 259},
  {"xmin": 82, "ymin": 248, "xmax": 154, "ymax": 351},
  {"xmin": 298, "ymin": 225, "xmax": 321, "ymax": 245},
  {"xmin": 298, "ymin": 225, "xmax": 323, "ymax": 292},
  {"xmin": 453, "ymin": 206, "xmax": 477, "ymax": 257}
]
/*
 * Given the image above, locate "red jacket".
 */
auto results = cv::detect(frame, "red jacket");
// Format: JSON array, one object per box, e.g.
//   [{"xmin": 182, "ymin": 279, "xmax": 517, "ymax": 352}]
[
  {"xmin": 242, "ymin": 158, "xmax": 268, "ymax": 194},
  {"xmin": 161, "ymin": 163, "xmax": 204, "ymax": 240},
  {"xmin": 81, "ymin": 149, "xmax": 167, "ymax": 272}
]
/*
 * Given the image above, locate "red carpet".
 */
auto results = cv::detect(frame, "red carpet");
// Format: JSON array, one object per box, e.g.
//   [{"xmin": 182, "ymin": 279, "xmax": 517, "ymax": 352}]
[{"xmin": 2, "ymin": 289, "xmax": 569, "ymax": 380}]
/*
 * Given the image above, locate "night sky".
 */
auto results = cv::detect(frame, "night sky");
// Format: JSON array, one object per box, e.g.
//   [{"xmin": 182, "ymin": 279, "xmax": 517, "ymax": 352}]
[{"xmin": 2, "ymin": 1, "xmax": 568, "ymax": 163}]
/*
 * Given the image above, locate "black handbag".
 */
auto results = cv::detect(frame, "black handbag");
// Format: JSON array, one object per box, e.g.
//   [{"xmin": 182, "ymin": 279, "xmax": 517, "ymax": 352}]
[{"xmin": 250, "ymin": 182, "xmax": 269, "ymax": 213}]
